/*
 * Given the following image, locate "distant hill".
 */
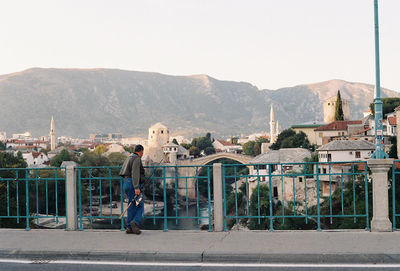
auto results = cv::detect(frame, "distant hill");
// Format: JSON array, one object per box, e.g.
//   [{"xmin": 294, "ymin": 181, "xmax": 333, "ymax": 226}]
[{"xmin": 0, "ymin": 68, "xmax": 398, "ymax": 138}]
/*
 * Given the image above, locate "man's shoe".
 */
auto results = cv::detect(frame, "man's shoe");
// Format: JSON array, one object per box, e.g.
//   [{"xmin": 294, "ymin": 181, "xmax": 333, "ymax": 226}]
[
  {"xmin": 130, "ymin": 221, "xmax": 141, "ymax": 235},
  {"xmin": 126, "ymin": 228, "xmax": 134, "ymax": 234}
]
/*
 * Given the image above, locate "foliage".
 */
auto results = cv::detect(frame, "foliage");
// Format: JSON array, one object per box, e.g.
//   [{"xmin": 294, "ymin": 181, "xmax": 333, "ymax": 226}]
[
  {"xmin": 123, "ymin": 146, "xmax": 134, "ymax": 153},
  {"xmin": 93, "ymin": 144, "xmax": 108, "ymax": 155},
  {"xmin": 230, "ymin": 137, "xmax": 239, "ymax": 144},
  {"xmin": 108, "ymin": 152, "xmax": 127, "ymax": 166},
  {"xmin": 50, "ymin": 149, "xmax": 73, "ymax": 167},
  {"xmin": 0, "ymin": 151, "xmax": 27, "ymax": 169},
  {"xmin": 369, "ymin": 97, "xmax": 400, "ymax": 116},
  {"xmin": 334, "ymin": 90, "xmax": 344, "ymax": 121},
  {"xmin": 0, "ymin": 141, "xmax": 6, "ymax": 150},
  {"xmin": 172, "ymin": 138, "xmax": 179, "ymax": 145},
  {"xmin": 181, "ymin": 133, "xmax": 215, "ymax": 157},
  {"xmin": 242, "ymin": 137, "xmax": 269, "ymax": 156},
  {"xmin": 270, "ymin": 129, "xmax": 313, "ymax": 151},
  {"xmin": 79, "ymin": 150, "xmax": 109, "ymax": 166}
]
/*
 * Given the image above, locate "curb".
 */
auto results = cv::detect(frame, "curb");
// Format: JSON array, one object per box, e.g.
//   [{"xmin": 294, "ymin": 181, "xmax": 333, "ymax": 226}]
[{"xmin": 2, "ymin": 250, "xmax": 400, "ymax": 264}]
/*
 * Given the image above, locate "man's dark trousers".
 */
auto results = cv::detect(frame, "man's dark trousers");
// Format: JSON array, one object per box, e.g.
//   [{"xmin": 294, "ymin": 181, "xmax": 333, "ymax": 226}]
[{"xmin": 123, "ymin": 178, "xmax": 144, "ymax": 229}]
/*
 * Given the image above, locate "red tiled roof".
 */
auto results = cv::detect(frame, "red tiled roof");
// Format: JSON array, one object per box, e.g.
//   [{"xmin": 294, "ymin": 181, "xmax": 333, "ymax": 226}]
[
  {"xmin": 315, "ymin": 121, "xmax": 363, "ymax": 131},
  {"xmin": 32, "ymin": 152, "xmax": 41, "ymax": 158},
  {"xmin": 216, "ymin": 140, "xmax": 234, "ymax": 146},
  {"xmin": 355, "ymin": 127, "xmax": 371, "ymax": 135},
  {"xmin": 388, "ymin": 116, "xmax": 396, "ymax": 126}
]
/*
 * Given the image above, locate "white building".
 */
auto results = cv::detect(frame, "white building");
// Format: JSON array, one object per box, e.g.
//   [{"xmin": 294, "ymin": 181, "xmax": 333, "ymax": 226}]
[
  {"xmin": 22, "ymin": 152, "xmax": 50, "ymax": 167},
  {"xmin": 144, "ymin": 122, "xmax": 170, "ymax": 163},
  {"xmin": 0, "ymin": 131, "xmax": 6, "ymax": 142},
  {"xmin": 317, "ymin": 140, "xmax": 375, "ymax": 163},
  {"xmin": 12, "ymin": 132, "xmax": 33, "ymax": 140},
  {"xmin": 6, "ymin": 139, "xmax": 48, "ymax": 150},
  {"xmin": 213, "ymin": 139, "xmax": 242, "ymax": 153},
  {"xmin": 162, "ymin": 142, "xmax": 190, "ymax": 163}
]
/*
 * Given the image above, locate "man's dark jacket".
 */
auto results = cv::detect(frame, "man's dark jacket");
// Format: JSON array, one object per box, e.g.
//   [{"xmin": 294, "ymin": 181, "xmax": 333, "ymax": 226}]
[{"xmin": 119, "ymin": 153, "xmax": 145, "ymax": 189}]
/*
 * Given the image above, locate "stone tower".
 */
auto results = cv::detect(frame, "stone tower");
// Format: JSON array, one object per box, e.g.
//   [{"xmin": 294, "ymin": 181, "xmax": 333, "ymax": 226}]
[
  {"xmin": 270, "ymin": 105, "xmax": 276, "ymax": 143},
  {"xmin": 50, "ymin": 116, "xmax": 56, "ymax": 151},
  {"xmin": 145, "ymin": 122, "xmax": 170, "ymax": 163},
  {"xmin": 323, "ymin": 93, "xmax": 350, "ymax": 123}
]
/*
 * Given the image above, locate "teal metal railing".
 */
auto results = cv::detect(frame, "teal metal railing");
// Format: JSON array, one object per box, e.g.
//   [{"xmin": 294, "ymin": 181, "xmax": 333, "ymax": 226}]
[
  {"xmin": 222, "ymin": 161, "xmax": 370, "ymax": 231},
  {"xmin": 392, "ymin": 160, "xmax": 400, "ymax": 230},
  {"xmin": 75, "ymin": 165, "xmax": 213, "ymax": 231},
  {"xmin": 0, "ymin": 167, "xmax": 67, "ymax": 230}
]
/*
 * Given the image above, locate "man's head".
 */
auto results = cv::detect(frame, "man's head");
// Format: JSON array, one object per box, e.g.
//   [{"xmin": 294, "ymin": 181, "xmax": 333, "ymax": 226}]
[{"xmin": 134, "ymin": 144, "xmax": 144, "ymax": 157}]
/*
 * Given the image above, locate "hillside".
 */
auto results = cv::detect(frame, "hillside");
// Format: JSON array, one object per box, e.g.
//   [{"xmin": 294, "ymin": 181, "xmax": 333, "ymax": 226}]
[{"xmin": 0, "ymin": 68, "xmax": 398, "ymax": 138}]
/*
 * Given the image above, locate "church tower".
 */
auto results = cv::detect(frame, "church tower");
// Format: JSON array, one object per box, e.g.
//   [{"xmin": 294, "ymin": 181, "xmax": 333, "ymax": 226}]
[
  {"xmin": 50, "ymin": 116, "xmax": 56, "ymax": 151},
  {"xmin": 270, "ymin": 105, "xmax": 276, "ymax": 143}
]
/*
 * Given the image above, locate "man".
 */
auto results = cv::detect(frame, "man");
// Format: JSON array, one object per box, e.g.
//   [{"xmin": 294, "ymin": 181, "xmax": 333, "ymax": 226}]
[{"xmin": 120, "ymin": 144, "xmax": 145, "ymax": 234}]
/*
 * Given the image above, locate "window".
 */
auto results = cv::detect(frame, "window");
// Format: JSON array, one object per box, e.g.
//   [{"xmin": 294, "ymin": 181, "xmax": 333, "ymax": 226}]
[
  {"xmin": 327, "ymin": 154, "xmax": 332, "ymax": 162},
  {"xmin": 258, "ymin": 165, "xmax": 266, "ymax": 170},
  {"xmin": 323, "ymin": 168, "xmax": 327, "ymax": 174},
  {"xmin": 299, "ymin": 177, "xmax": 303, "ymax": 183},
  {"xmin": 355, "ymin": 151, "xmax": 361, "ymax": 158},
  {"xmin": 161, "ymin": 130, "xmax": 164, "ymax": 134},
  {"xmin": 319, "ymin": 133, "xmax": 323, "ymax": 137},
  {"xmin": 153, "ymin": 131, "xmax": 155, "ymax": 134}
]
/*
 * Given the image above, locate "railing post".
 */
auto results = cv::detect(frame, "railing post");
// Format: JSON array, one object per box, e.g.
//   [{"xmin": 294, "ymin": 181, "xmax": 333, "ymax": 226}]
[
  {"xmin": 367, "ymin": 159, "xmax": 393, "ymax": 232},
  {"xmin": 213, "ymin": 163, "xmax": 223, "ymax": 232},
  {"xmin": 61, "ymin": 161, "xmax": 78, "ymax": 231}
]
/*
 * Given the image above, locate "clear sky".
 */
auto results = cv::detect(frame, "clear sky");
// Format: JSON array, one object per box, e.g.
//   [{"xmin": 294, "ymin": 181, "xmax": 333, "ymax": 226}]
[{"xmin": 1, "ymin": 0, "xmax": 399, "ymax": 91}]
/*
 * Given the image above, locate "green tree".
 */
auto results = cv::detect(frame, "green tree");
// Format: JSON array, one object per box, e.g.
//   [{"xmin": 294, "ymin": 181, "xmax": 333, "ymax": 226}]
[
  {"xmin": 204, "ymin": 146, "xmax": 216, "ymax": 155},
  {"xmin": 242, "ymin": 141, "xmax": 256, "ymax": 156},
  {"xmin": 369, "ymin": 97, "xmax": 400, "ymax": 116},
  {"xmin": 0, "ymin": 141, "xmax": 6, "ymax": 150},
  {"xmin": 108, "ymin": 152, "xmax": 127, "ymax": 166},
  {"xmin": 123, "ymin": 146, "xmax": 134, "ymax": 153},
  {"xmin": 50, "ymin": 149, "xmax": 72, "ymax": 167},
  {"xmin": 189, "ymin": 146, "xmax": 200, "ymax": 157},
  {"xmin": 93, "ymin": 144, "xmax": 107, "ymax": 155},
  {"xmin": 79, "ymin": 150, "xmax": 109, "ymax": 166},
  {"xmin": 172, "ymin": 138, "xmax": 179, "ymax": 145},
  {"xmin": 388, "ymin": 136, "xmax": 397, "ymax": 159},
  {"xmin": 270, "ymin": 129, "xmax": 313, "ymax": 151},
  {"xmin": 334, "ymin": 90, "xmax": 344, "ymax": 121}
]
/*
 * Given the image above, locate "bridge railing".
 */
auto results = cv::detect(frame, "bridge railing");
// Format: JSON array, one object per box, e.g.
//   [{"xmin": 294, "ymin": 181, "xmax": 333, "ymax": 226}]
[
  {"xmin": 391, "ymin": 160, "xmax": 400, "ymax": 230},
  {"xmin": 75, "ymin": 165, "xmax": 213, "ymax": 231},
  {"xmin": 0, "ymin": 167, "xmax": 67, "ymax": 230},
  {"xmin": 221, "ymin": 161, "xmax": 370, "ymax": 231}
]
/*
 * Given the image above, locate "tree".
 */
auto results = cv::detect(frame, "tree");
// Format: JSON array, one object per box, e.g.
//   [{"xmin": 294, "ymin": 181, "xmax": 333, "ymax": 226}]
[
  {"xmin": 242, "ymin": 141, "xmax": 256, "ymax": 156},
  {"xmin": 50, "ymin": 149, "xmax": 72, "ymax": 167},
  {"xmin": 388, "ymin": 136, "xmax": 397, "ymax": 159},
  {"xmin": 369, "ymin": 97, "xmax": 400, "ymax": 116},
  {"xmin": 0, "ymin": 141, "xmax": 6, "ymax": 150},
  {"xmin": 204, "ymin": 146, "xmax": 216, "ymax": 155},
  {"xmin": 334, "ymin": 90, "xmax": 344, "ymax": 121},
  {"xmin": 123, "ymin": 146, "xmax": 134, "ymax": 153},
  {"xmin": 190, "ymin": 133, "xmax": 215, "ymax": 155},
  {"xmin": 172, "ymin": 138, "xmax": 179, "ymax": 145},
  {"xmin": 189, "ymin": 146, "xmax": 200, "ymax": 157},
  {"xmin": 270, "ymin": 129, "xmax": 313, "ymax": 151},
  {"xmin": 108, "ymin": 152, "xmax": 127, "ymax": 166},
  {"xmin": 94, "ymin": 144, "xmax": 107, "ymax": 155}
]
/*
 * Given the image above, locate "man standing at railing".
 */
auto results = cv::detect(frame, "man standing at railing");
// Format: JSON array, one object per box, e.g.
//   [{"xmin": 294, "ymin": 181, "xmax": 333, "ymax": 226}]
[{"xmin": 120, "ymin": 144, "xmax": 145, "ymax": 234}]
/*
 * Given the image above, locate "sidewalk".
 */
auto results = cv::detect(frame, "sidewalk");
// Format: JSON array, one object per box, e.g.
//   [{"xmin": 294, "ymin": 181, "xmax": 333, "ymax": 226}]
[{"xmin": 1, "ymin": 229, "xmax": 400, "ymax": 264}]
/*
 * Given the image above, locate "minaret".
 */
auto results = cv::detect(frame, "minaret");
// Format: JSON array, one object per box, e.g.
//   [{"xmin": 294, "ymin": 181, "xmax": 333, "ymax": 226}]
[
  {"xmin": 50, "ymin": 116, "xmax": 56, "ymax": 151},
  {"xmin": 270, "ymin": 105, "xmax": 276, "ymax": 143}
]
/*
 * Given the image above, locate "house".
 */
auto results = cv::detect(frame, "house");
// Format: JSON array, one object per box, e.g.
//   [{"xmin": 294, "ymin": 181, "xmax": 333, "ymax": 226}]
[
  {"xmin": 22, "ymin": 152, "xmax": 50, "ymax": 167},
  {"xmin": 314, "ymin": 120, "xmax": 363, "ymax": 146},
  {"xmin": 212, "ymin": 140, "xmax": 242, "ymax": 154},
  {"xmin": 6, "ymin": 139, "xmax": 49, "ymax": 151},
  {"xmin": 162, "ymin": 142, "xmax": 190, "ymax": 163},
  {"xmin": 0, "ymin": 132, "xmax": 6, "ymax": 142},
  {"xmin": 316, "ymin": 140, "xmax": 375, "ymax": 196},
  {"xmin": 248, "ymin": 148, "xmax": 311, "ymax": 200},
  {"xmin": 291, "ymin": 122, "xmax": 324, "ymax": 145}
]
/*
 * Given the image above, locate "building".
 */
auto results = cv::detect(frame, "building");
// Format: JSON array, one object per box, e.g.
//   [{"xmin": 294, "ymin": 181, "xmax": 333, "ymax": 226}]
[
  {"xmin": 144, "ymin": 122, "xmax": 170, "ymax": 163},
  {"xmin": 323, "ymin": 94, "xmax": 350, "ymax": 123},
  {"xmin": 162, "ymin": 142, "xmax": 190, "ymax": 163},
  {"xmin": 316, "ymin": 140, "xmax": 375, "ymax": 196},
  {"xmin": 0, "ymin": 131, "xmax": 6, "ymax": 142},
  {"xmin": 12, "ymin": 132, "xmax": 32, "ymax": 140},
  {"xmin": 213, "ymin": 140, "xmax": 242, "ymax": 154},
  {"xmin": 22, "ymin": 152, "xmax": 50, "ymax": 168},
  {"xmin": 314, "ymin": 120, "xmax": 363, "ymax": 146},
  {"xmin": 291, "ymin": 122, "xmax": 324, "ymax": 145},
  {"xmin": 6, "ymin": 139, "xmax": 48, "ymax": 151}
]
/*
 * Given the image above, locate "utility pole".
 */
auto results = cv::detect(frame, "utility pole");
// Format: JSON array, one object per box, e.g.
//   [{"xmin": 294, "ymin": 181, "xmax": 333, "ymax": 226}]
[{"xmin": 371, "ymin": 0, "xmax": 388, "ymax": 159}]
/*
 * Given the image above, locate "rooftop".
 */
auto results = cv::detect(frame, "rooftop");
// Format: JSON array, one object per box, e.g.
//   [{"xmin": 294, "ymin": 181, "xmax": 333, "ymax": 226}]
[
  {"xmin": 315, "ymin": 120, "xmax": 363, "ymax": 131},
  {"xmin": 251, "ymin": 148, "xmax": 311, "ymax": 164},
  {"xmin": 317, "ymin": 140, "xmax": 376, "ymax": 151}
]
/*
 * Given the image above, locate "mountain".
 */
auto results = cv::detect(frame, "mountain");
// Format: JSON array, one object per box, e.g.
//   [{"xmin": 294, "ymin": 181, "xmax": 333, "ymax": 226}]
[{"xmin": 0, "ymin": 68, "xmax": 398, "ymax": 138}]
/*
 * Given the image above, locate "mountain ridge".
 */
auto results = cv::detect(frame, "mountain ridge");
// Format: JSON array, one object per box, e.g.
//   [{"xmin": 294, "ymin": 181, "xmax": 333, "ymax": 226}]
[{"xmin": 0, "ymin": 68, "xmax": 398, "ymax": 138}]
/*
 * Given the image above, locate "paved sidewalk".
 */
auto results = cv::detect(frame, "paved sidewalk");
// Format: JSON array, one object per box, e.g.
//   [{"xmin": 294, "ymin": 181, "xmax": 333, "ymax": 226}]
[{"xmin": 1, "ymin": 229, "xmax": 400, "ymax": 264}]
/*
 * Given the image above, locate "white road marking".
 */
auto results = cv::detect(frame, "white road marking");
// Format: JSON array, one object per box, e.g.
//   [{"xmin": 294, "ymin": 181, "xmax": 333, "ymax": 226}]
[{"xmin": 1, "ymin": 258, "xmax": 400, "ymax": 268}]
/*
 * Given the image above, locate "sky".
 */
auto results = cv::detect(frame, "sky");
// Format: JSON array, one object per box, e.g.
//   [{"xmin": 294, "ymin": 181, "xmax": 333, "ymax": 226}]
[{"xmin": 1, "ymin": 0, "xmax": 399, "ymax": 91}]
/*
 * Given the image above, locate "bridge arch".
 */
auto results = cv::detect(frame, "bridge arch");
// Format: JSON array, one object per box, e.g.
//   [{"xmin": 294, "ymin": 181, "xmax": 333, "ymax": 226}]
[{"xmin": 187, "ymin": 152, "xmax": 252, "ymax": 166}]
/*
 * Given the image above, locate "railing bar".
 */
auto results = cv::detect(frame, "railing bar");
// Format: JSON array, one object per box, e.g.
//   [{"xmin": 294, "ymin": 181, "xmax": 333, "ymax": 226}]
[
  {"xmin": 268, "ymin": 164, "xmax": 273, "ymax": 231},
  {"xmin": 196, "ymin": 167, "xmax": 200, "ymax": 225},
  {"xmin": 329, "ymin": 164, "xmax": 332, "ymax": 224},
  {"xmin": 207, "ymin": 167, "xmax": 212, "ymax": 232}
]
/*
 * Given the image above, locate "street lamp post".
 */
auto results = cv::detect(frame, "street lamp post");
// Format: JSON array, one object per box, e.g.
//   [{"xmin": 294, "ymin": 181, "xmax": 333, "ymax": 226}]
[{"xmin": 371, "ymin": 0, "xmax": 388, "ymax": 159}]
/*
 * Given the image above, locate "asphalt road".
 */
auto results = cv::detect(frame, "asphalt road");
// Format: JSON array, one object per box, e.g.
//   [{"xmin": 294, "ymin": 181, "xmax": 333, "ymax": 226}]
[{"xmin": 2, "ymin": 261, "xmax": 400, "ymax": 271}]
